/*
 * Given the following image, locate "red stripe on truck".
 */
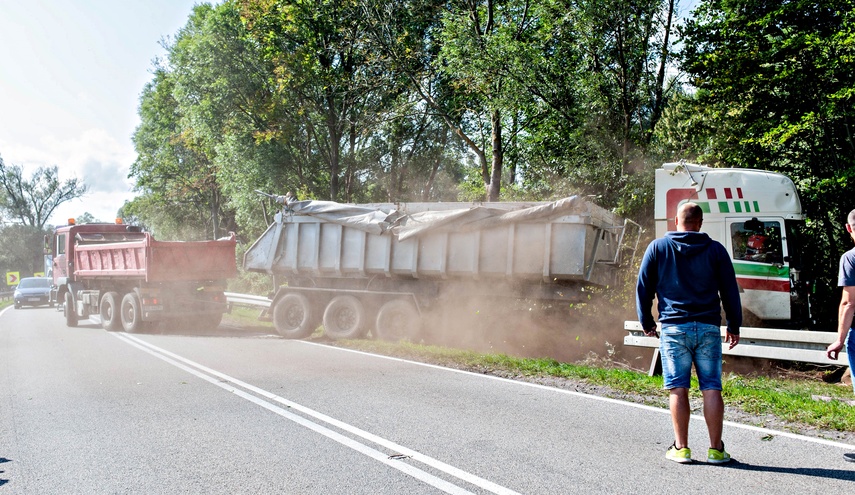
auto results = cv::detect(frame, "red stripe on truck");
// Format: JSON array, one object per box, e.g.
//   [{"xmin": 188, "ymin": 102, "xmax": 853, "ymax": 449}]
[{"xmin": 737, "ymin": 277, "xmax": 790, "ymax": 293}]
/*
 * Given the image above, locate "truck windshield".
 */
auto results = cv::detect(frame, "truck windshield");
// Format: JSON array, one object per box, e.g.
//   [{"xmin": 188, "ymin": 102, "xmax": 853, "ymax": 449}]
[{"xmin": 730, "ymin": 220, "xmax": 784, "ymax": 264}]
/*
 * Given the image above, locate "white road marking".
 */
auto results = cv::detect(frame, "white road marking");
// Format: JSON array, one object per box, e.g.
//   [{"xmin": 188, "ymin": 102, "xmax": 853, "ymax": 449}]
[
  {"xmin": 303, "ymin": 341, "xmax": 855, "ymax": 451},
  {"xmin": 115, "ymin": 333, "xmax": 521, "ymax": 495}
]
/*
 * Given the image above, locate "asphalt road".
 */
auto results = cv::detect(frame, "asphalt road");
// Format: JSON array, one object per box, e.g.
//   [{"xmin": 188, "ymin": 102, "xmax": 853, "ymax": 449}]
[{"xmin": 1, "ymin": 305, "xmax": 854, "ymax": 494}]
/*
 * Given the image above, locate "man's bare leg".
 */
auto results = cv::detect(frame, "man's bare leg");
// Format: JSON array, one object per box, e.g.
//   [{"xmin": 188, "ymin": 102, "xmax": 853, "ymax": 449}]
[
  {"xmin": 702, "ymin": 389, "xmax": 724, "ymax": 449},
  {"xmin": 669, "ymin": 388, "xmax": 690, "ymax": 448}
]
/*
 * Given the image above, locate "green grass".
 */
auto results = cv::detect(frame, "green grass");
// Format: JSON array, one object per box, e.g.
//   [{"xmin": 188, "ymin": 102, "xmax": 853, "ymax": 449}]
[
  {"xmin": 722, "ymin": 374, "xmax": 855, "ymax": 431},
  {"xmin": 221, "ymin": 306, "xmax": 855, "ymax": 436}
]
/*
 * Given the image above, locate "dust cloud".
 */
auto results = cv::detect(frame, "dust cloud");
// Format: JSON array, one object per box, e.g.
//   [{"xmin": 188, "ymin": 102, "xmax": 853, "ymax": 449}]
[{"xmin": 417, "ymin": 286, "xmax": 648, "ymax": 369}]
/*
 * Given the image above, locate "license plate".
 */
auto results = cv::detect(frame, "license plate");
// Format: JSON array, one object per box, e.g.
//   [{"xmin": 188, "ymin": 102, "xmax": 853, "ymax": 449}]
[{"xmin": 28, "ymin": 297, "xmax": 41, "ymax": 302}]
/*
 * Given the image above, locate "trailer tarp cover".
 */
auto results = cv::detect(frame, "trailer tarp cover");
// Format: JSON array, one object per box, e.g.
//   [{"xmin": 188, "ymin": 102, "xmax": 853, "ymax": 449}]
[
  {"xmin": 285, "ymin": 196, "xmax": 586, "ymax": 240},
  {"xmin": 286, "ymin": 200, "xmax": 395, "ymax": 235}
]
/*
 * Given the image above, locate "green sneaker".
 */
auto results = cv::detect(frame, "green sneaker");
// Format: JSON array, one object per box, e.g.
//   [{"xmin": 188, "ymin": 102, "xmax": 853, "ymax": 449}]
[
  {"xmin": 666, "ymin": 443, "xmax": 692, "ymax": 463},
  {"xmin": 707, "ymin": 442, "xmax": 731, "ymax": 464}
]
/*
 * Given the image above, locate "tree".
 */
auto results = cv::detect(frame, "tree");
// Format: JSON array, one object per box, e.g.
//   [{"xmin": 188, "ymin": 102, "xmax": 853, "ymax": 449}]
[
  {"xmin": 680, "ymin": 0, "xmax": 855, "ymax": 324},
  {"xmin": 238, "ymin": 0, "xmax": 402, "ymax": 202},
  {"xmin": 0, "ymin": 224, "xmax": 49, "ymax": 279},
  {"xmin": 0, "ymin": 154, "xmax": 87, "ymax": 229}
]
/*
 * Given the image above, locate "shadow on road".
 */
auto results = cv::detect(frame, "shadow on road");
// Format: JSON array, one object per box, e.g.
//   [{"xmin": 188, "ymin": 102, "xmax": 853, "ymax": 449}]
[
  {"xmin": 722, "ymin": 459, "xmax": 855, "ymax": 482},
  {"xmin": 0, "ymin": 457, "xmax": 11, "ymax": 486}
]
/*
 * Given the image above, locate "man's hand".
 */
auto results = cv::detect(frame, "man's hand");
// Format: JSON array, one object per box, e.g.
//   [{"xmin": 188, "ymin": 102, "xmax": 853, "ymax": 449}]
[
  {"xmin": 725, "ymin": 331, "xmax": 739, "ymax": 350},
  {"xmin": 827, "ymin": 340, "xmax": 845, "ymax": 360},
  {"xmin": 643, "ymin": 327, "xmax": 659, "ymax": 338}
]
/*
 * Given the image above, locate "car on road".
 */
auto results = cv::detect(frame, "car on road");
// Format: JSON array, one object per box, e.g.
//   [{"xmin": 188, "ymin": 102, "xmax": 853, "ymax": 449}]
[{"xmin": 14, "ymin": 277, "xmax": 54, "ymax": 309}]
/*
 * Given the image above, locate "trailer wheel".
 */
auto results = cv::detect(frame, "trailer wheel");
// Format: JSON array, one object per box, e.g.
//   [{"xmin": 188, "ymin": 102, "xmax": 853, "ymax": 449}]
[
  {"xmin": 375, "ymin": 299, "xmax": 421, "ymax": 342},
  {"xmin": 100, "ymin": 291, "xmax": 122, "ymax": 331},
  {"xmin": 64, "ymin": 292, "xmax": 78, "ymax": 328},
  {"xmin": 323, "ymin": 295, "xmax": 366, "ymax": 340},
  {"xmin": 272, "ymin": 293, "xmax": 316, "ymax": 339},
  {"xmin": 121, "ymin": 292, "xmax": 144, "ymax": 333}
]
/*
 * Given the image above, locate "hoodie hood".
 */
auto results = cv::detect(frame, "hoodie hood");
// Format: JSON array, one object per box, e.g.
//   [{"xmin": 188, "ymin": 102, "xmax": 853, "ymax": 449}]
[{"xmin": 665, "ymin": 231, "xmax": 712, "ymax": 257}]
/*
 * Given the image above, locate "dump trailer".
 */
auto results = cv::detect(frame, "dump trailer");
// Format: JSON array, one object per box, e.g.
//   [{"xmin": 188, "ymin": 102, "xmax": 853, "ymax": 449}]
[
  {"xmin": 244, "ymin": 196, "xmax": 640, "ymax": 341},
  {"xmin": 48, "ymin": 221, "xmax": 237, "ymax": 333}
]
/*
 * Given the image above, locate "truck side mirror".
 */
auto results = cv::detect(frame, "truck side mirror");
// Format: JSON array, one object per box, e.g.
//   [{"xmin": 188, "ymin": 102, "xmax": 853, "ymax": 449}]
[{"xmin": 43, "ymin": 234, "xmax": 52, "ymax": 255}]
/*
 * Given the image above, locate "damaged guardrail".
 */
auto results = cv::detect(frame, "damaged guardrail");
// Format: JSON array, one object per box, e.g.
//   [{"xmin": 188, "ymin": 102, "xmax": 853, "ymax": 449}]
[{"xmin": 624, "ymin": 321, "xmax": 847, "ymax": 376}]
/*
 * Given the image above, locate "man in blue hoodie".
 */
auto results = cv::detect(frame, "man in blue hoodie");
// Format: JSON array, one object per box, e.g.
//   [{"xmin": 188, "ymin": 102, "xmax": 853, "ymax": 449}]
[{"xmin": 636, "ymin": 202, "xmax": 741, "ymax": 464}]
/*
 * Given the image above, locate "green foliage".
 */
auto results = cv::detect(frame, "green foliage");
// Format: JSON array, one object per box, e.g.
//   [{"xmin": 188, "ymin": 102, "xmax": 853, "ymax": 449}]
[
  {"xmin": 124, "ymin": 0, "xmax": 855, "ymax": 326},
  {"xmin": 680, "ymin": 0, "xmax": 855, "ymax": 324},
  {"xmin": 0, "ymin": 224, "xmax": 50, "ymax": 279}
]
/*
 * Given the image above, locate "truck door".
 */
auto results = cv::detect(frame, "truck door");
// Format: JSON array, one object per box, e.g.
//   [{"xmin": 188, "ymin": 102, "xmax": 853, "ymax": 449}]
[
  {"xmin": 53, "ymin": 232, "xmax": 68, "ymax": 281},
  {"xmin": 726, "ymin": 217, "xmax": 790, "ymax": 321}
]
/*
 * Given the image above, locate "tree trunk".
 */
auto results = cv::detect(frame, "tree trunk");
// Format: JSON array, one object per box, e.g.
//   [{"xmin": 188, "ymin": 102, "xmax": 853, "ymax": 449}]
[
  {"xmin": 327, "ymin": 103, "xmax": 341, "ymax": 202},
  {"xmin": 648, "ymin": 0, "xmax": 674, "ymax": 143},
  {"xmin": 488, "ymin": 109, "xmax": 503, "ymax": 202}
]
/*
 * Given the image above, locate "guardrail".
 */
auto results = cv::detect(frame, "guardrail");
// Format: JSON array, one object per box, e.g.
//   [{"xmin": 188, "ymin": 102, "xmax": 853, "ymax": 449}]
[
  {"xmin": 624, "ymin": 321, "xmax": 848, "ymax": 376},
  {"xmin": 0, "ymin": 290, "xmax": 12, "ymax": 302},
  {"xmin": 225, "ymin": 292, "xmax": 271, "ymax": 309}
]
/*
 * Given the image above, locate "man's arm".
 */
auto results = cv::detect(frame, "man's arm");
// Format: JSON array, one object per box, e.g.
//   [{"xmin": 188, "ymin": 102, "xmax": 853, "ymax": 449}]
[
  {"xmin": 635, "ymin": 244, "xmax": 658, "ymax": 336},
  {"xmin": 716, "ymin": 245, "xmax": 742, "ymax": 348},
  {"xmin": 827, "ymin": 286, "xmax": 855, "ymax": 360}
]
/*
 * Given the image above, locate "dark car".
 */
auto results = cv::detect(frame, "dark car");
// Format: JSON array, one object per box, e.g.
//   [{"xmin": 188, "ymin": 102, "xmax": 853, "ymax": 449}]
[{"xmin": 14, "ymin": 277, "xmax": 53, "ymax": 309}]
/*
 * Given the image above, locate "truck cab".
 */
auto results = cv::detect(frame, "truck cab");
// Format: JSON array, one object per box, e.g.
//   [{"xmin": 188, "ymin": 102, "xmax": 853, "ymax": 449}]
[{"xmin": 655, "ymin": 162, "xmax": 811, "ymax": 326}]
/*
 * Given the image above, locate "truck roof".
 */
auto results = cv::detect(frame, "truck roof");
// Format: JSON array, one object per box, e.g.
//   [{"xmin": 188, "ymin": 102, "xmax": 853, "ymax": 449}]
[{"xmin": 655, "ymin": 162, "xmax": 803, "ymax": 222}]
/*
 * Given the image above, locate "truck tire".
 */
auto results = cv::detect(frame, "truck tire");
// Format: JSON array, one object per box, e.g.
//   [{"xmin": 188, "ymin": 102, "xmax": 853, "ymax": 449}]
[
  {"xmin": 121, "ymin": 292, "xmax": 144, "ymax": 333},
  {"xmin": 375, "ymin": 299, "xmax": 422, "ymax": 342},
  {"xmin": 323, "ymin": 295, "xmax": 367, "ymax": 340},
  {"xmin": 272, "ymin": 293, "xmax": 317, "ymax": 339},
  {"xmin": 100, "ymin": 291, "xmax": 122, "ymax": 331},
  {"xmin": 64, "ymin": 292, "xmax": 78, "ymax": 327}
]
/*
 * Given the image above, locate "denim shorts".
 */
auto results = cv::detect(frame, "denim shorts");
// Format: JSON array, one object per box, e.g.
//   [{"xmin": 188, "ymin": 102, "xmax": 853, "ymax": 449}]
[{"xmin": 660, "ymin": 322, "xmax": 723, "ymax": 391}]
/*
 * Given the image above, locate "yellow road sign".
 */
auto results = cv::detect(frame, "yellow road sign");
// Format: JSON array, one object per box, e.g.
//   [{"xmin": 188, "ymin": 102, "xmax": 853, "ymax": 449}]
[
  {"xmin": 6, "ymin": 272, "xmax": 20, "ymax": 285},
  {"xmin": 34, "ymin": 272, "xmax": 45, "ymax": 277}
]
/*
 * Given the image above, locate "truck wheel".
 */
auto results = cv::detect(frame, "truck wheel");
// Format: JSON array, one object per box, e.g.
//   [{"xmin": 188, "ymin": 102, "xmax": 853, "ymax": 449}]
[
  {"xmin": 64, "ymin": 292, "xmax": 78, "ymax": 327},
  {"xmin": 100, "ymin": 291, "xmax": 122, "ymax": 331},
  {"xmin": 375, "ymin": 299, "xmax": 422, "ymax": 342},
  {"xmin": 272, "ymin": 293, "xmax": 316, "ymax": 339},
  {"xmin": 323, "ymin": 295, "xmax": 367, "ymax": 340},
  {"xmin": 121, "ymin": 293, "xmax": 144, "ymax": 333}
]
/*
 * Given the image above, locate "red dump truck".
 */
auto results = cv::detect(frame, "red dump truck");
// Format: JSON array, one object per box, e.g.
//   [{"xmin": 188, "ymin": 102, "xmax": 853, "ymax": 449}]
[{"xmin": 48, "ymin": 220, "xmax": 237, "ymax": 333}]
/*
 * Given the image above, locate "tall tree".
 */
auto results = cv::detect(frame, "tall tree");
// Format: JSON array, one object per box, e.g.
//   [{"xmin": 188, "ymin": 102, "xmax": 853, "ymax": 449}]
[
  {"xmin": 238, "ymin": 0, "xmax": 399, "ymax": 202},
  {"xmin": 573, "ymin": 0, "xmax": 678, "ymax": 168},
  {"xmin": 0, "ymin": 154, "xmax": 87, "ymax": 229}
]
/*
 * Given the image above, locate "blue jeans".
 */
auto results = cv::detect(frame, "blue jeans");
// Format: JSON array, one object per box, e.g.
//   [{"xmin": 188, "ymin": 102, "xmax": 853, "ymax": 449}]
[
  {"xmin": 847, "ymin": 328, "xmax": 855, "ymax": 394},
  {"xmin": 660, "ymin": 322, "xmax": 723, "ymax": 391}
]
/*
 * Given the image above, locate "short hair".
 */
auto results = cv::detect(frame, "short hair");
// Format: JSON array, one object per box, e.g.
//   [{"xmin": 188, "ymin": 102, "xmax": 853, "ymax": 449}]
[
  {"xmin": 848, "ymin": 209, "xmax": 855, "ymax": 227},
  {"xmin": 678, "ymin": 202, "xmax": 704, "ymax": 226}
]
